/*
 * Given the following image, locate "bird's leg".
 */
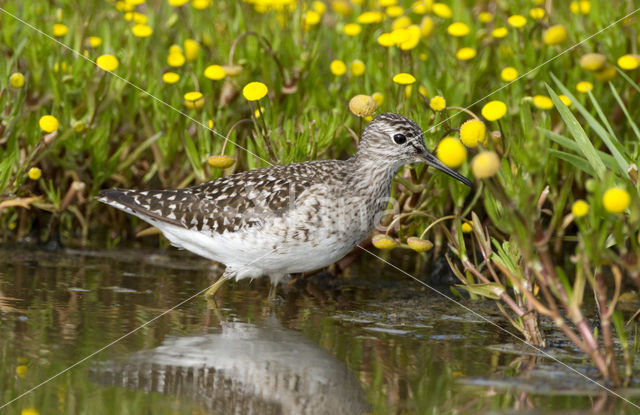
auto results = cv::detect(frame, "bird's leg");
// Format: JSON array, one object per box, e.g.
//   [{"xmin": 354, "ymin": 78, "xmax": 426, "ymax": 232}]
[
  {"xmin": 205, "ymin": 273, "xmax": 230, "ymax": 298},
  {"xmin": 268, "ymin": 281, "xmax": 278, "ymax": 301}
]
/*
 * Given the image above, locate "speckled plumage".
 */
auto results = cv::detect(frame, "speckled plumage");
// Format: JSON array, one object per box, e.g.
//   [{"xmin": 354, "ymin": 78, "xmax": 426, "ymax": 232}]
[{"xmin": 99, "ymin": 113, "xmax": 471, "ymax": 289}]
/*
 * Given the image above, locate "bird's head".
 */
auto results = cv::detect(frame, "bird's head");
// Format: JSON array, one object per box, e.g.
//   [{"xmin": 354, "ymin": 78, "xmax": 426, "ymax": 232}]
[{"xmin": 357, "ymin": 112, "xmax": 472, "ymax": 186}]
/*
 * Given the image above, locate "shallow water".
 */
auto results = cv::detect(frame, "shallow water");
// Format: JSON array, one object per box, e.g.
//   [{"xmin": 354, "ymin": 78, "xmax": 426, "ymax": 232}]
[{"xmin": 0, "ymin": 247, "xmax": 638, "ymax": 414}]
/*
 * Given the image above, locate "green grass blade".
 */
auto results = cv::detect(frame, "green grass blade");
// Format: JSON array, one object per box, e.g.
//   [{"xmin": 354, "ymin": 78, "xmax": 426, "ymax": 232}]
[
  {"xmin": 542, "ymin": 128, "xmax": 619, "ymax": 171},
  {"xmin": 544, "ymin": 83, "xmax": 606, "ymax": 179},
  {"xmin": 550, "ymin": 74, "xmax": 629, "ymax": 178},
  {"xmin": 616, "ymin": 67, "xmax": 640, "ymax": 94},
  {"xmin": 608, "ymin": 82, "xmax": 640, "ymax": 142},
  {"xmin": 549, "ymin": 149, "xmax": 596, "ymax": 176}
]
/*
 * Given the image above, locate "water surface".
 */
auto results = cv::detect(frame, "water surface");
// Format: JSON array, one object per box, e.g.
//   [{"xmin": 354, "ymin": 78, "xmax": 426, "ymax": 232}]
[{"xmin": 0, "ymin": 247, "xmax": 638, "ymax": 414}]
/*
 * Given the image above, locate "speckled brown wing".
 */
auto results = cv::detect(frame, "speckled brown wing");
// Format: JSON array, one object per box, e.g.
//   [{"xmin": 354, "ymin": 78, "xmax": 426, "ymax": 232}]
[{"xmin": 99, "ymin": 160, "xmax": 345, "ymax": 234}]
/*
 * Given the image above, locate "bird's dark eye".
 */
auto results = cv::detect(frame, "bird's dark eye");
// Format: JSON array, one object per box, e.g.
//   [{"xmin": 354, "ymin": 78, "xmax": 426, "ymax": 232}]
[{"xmin": 393, "ymin": 133, "xmax": 407, "ymax": 144}]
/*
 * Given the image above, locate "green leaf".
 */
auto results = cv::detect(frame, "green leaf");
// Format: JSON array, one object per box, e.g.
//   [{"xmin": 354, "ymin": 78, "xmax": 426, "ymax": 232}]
[
  {"xmin": 183, "ymin": 132, "xmax": 205, "ymax": 181},
  {"xmin": 548, "ymin": 149, "xmax": 595, "ymax": 176},
  {"xmin": 544, "ymin": 82, "xmax": 606, "ymax": 179},
  {"xmin": 456, "ymin": 283, "xmax": 505, "ymax": 300},
  {"xmin": 608, "ymin": 82, "xmax": 640, "ymax": 142},
  {"xmin": 550, "ymin": 74, "xmax": 629, "ymax": 178},
  {"xmin": 542, "ymin": 128, "xmax": 619, "ymax": 171}
]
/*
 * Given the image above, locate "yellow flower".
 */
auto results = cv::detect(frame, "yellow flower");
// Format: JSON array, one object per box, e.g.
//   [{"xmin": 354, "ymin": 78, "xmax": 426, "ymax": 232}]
[
  {"xmin": 571, "ymin": 200, "xmax": 589, "ymax": 217},
  {"xmin": 429, "ymin": 95, "xmax": 446, "ymax": 111},
  {"xmin": 184, "ymin": 39, "xmax": 200, "ymax": 61},
  {"xmin": 392, "ymin": 16, "xmax": 411, "ymax": 30},
  {"xmin": 579, "ymin": 0, "xmax": 591, "ymax": 14},
  {"xmin": 529, "ymin": 8, "xmax": 545, "ymax": 20},
  {"xmin": 559, "ymin": 95, "xmax": 572, "ymax": 107},
  {"xmin": 183, "ymin": 91, "xmax": 204, "ymax": 110},
  {"xmin": 447, "ymin": 22, "xmax": 469, "ymax": 37},
  {"xmin": 88, "ymin": 36, "xmax": 102, "ymax": 47},
  {"xmin": 9, "ymin": 72, "xmax": 25, "ymax": 88},
  {"xmin": 461, "ymin": 222, "xmax": 473, "ymax": 233},
  {"xmin": 603, "ymin": 187, "xmax": 630, "ymax": 213},
  {"xmin": 204, "ymin": 64, "xmax": 226, "ymax": 80},
  {"xmin": 544, "ymin": 25, "xmax": 567, "ymax": 45},
  {"xmin": 330, "ymin": 59, "xmax": 347, "ymax": 76},
  {"xmin": 579, "ymin": 53, "xmax": 606, "ymax": 71},
  {"xmin": 96, "ymin": 54, "xmax": 119, "ymax": 71},
  {"xmin": 533, "ymin": 95, "xmax": 554, "ymax": 110},
  {"xmin": 21, "ymin": 408, "xmax": 39, "ymax": 415},
  {"xmin": 437, "ymin": 137, "xmax": 467, "ymax": 168},
  {"xmin": 28, "ymin": 167, "xmax": 42, "ymax": 180},
  {"xmin": 208, "ymin": 155, "xmax": 234, "ymax": 168},
  {"xmin": 73, "ymin": 120, "xmax": 85, "ymax": 132},
  {"xmin": 313, "ymin": 0, "xmax": 326, "ymax": 14},
  {"xmin": 571, "ymin": 1, "xmax": 591, "ymax": 14},
  {"xmin": 500, "ymin": 67, "xmax": 518, "ymax": 82},
  {"xmin": 167, "ymin": 52, "xmax": 186, "ymax": 67},
  {"xmin": 460, "ymin": 119, "xmax": 486, "ymax": 147},
  {"xmin": 349, "ymin": 94, "xmax": 377, "ymax": 117},
  {"xmin": 131, "ymin": 24, "xmax": 153, "ymax": 37},
  {"xmin": 617, "ymin": 54, "xmax": 640, "ymax": 70},
  {"xmin": 432, "ymin": 3, "xmax": 452, "ymax": 19},
  {"xmin": 478, "ymin": 12, "xmax": 493, "ymax": 23},
  {"xmin": 168, "ymin": 0, "xmax": 189, "ymax": 6},
  {"xmin": 357, "ymin": 11, "xmax": 383, "ymax": 24},
  {"xmin": 392, "ymin": 73, "xmax": 416, "ymax": 85},
  {"xmin": 116, "ymin": 1, "xmax": 135, "ymax": 11},
  {"xmin": 399, "ymin": 25, "xmax": 421, "ymax": 50},
  {"xmin": 124, "ymin": 11, "xmax": 148, "ymax": 24},
  {"xmin": 386, "ymin": 5, "xmax": 403, "ymax": 18},
  {"xmin": 372, "ymin": 234, "xmax": 397, "ymax": 250},
  {"xmin": 372, "ymin": 92, "xmax": 384, "ymax": 106},
  {"xmin": 412, "ymin": 1, "xmax": 429, "ymax": 14},
  {"xmin": 331, "ymin": 0, "xmax": 351, "ymax": 16},
  {"xmin": 16, "ymin": 364, "xmax": 27, "ymax": 378},
  {"xmin": 242, "ymin": 82, "xmax": 268, "ymax": 101},
  {"xmin": 350, "ymin": 59, "xmax": 365, "ymax": 76},
  {"xmin": 192, "ymin": 0, "xmax": 211, "ymax": 9},
  {"xmin": 507, "ymin": 15, "xmax": 527, "ymax": 28},
  {"xmin": 39, "ymin": 115, "xmax": 59, "ymax": 133},
  {"xmin": 343, "ymin": 23, "xmax": 362, "ymax": 36},
  {"xmin": 304, "ymin": 10, "xmax": 321, "ymax": 28},
  {"xmin": 481, "ymin": 100, "xmax": 507, "ymax": 121},
  {"xmin": 52, "ymin": 23, "xmax": 68, "ymax": 37},
  {"xmin": 407, "ymin": 237, "xmax": 433, "ymax": 252},
  {"xmin": 390, "ymin": 28, "xmax": 409, "ymax": 45},
  {"xmin": 377, "ymin": 33, "xmax": 394, "ymax": 47},
  {"xmin": 456, "ymin": 47, "xmax": 476, "ymax": 61},
  {"xmin": 492, "ymin": 27, "xmax": 508, "ymax": 38},
  {"xmin": 404, "ymin": 85, "xmax": 413, "ymax": 98},
  {"xmin": 576, "ymin": 81, "xmax": 593, "ymax": 93},
  {"xmin": 420, "ymin": 16, "xmax": 434, "ymax": 37},
  {"xmin": 162, "ymin": 72, "xmax": 180, "ymax": 84},
  {"xmin": 169, "ymin": 44, "xmax": 183, "ymax": 54},
  {"xmin": 472, "ymin": 151, "xmax": 500, "ymax": 178}
]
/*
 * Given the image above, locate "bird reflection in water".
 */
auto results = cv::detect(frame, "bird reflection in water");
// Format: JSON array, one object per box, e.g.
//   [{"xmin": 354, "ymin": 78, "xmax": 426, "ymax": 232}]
[{"xmin": 90, "ymin": 315, "xmax": 369, "ymax": 415}]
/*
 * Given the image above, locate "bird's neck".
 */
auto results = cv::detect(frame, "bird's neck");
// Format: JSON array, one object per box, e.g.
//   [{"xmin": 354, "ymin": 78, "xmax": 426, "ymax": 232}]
[{"xmin": 347, "ymin": 151, "xmax": 399, "ymax": 197}]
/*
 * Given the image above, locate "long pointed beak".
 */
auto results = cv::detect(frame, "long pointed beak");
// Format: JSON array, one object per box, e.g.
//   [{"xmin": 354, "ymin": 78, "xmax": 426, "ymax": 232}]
[{"xmin": 420, "ymin": 152, "xmax": 473, "ymax": 187}]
